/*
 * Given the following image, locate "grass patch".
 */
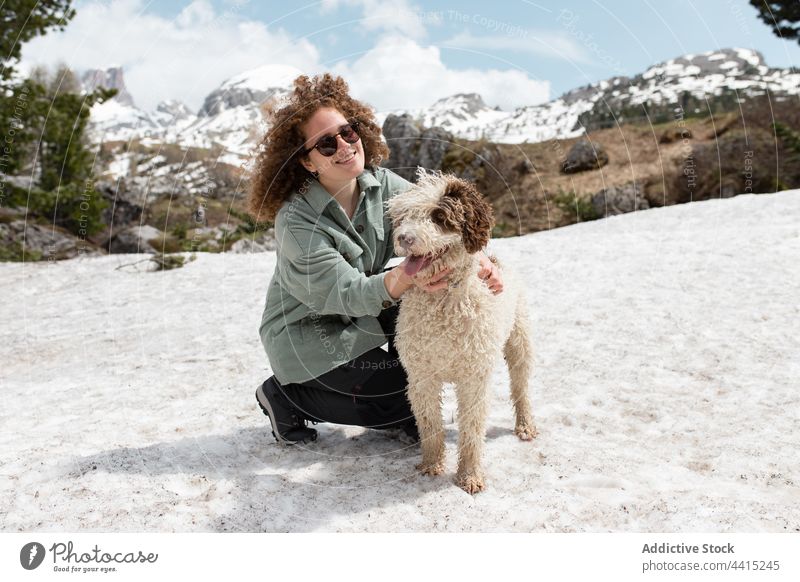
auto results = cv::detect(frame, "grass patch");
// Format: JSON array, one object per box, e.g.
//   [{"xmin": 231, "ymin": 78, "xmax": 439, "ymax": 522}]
[{"xmin": 552, "ymin": 189, "xmax": 599, "ymax": 222}]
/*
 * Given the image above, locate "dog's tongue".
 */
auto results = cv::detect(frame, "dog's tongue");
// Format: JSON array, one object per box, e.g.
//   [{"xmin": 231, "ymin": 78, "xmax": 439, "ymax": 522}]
[{"xmin": 403, "ymin": 255, "xmax": 430, "ymax": 276}]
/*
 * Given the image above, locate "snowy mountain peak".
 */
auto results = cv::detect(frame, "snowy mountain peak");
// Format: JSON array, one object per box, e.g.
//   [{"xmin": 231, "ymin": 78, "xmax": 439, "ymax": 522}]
[
  {"xmin": 199, "ymin": 64, "xmax": 302, "ymax": 118},
  {"xmin": 152, "ymin": 99, "xmax": 195, "ymax": 127},
  {"xmin": 82, "ymin": 66, "xmax": 135, "ymax": 107},
  {"xmin": 642, "ymin": 47, "xmax": 769, "ymax": 82},
  {"xmin": 432, "ymin": 92, "xmax": 490, "ymax": 113},
  {"xmin": 219, "ymin": 63, "xmax": 303, "ymax": 92},
  {"xmin": 156, "ymin": 99, "xmax": 193, "ymax": 116}
]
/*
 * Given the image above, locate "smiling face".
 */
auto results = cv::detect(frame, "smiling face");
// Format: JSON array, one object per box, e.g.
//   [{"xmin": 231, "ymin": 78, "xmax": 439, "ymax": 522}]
[{"xmin": 299, "ymin": 107, "xmax": 365, "ymax": 186}]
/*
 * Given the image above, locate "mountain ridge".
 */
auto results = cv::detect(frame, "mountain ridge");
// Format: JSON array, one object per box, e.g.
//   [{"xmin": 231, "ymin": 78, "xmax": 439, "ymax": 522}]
[{"xmin": 85, "ymin": 47, "xmax": 800, "ymax": 163}]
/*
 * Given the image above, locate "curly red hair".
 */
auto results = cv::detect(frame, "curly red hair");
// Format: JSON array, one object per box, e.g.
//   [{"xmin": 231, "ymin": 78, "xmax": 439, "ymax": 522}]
[{"xmin": 247, "ymin": 73, "xmax": 389, "ymax": 222}]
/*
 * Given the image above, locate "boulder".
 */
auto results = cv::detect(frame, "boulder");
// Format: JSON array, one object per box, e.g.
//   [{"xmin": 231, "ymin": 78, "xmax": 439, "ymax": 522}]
[
  {"xmin": 591, "ymin": 182, "xmax": 650, "ymax": 217},
  {"xmin": 381, "ymin": 114, "xmax": 454, "ymax": 182},
  {"xmin": 99, "ymin": 180, "xmax": 145, "ymax": 232},
  {"xmin": 417, "ymin": 126, "xmax": 452, "ymax": 174},
  {"xmin": 659, "ymin": 127, "xmax": 692, "ymax": 144},
  {"xmin": 229, "ymin": 229, "xmax": 277, "ymax": 253},
  {"xmin": 107, "ymin": 224, "xmax": 164, "ymax": 254},
  {"xmin": 561, "ymin": 139, "xmax": 609, "ymax": 174},
  {"xmin": 0, "ymin": 220, "xmax": 103, "ymax": 260},
  {"xmin": 514, "ymin": 158, "xmax": 535, "ymax": 175}
]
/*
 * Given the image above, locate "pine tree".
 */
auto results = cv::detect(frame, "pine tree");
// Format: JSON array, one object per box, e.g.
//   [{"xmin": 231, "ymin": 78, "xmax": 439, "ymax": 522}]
[
  {"xmin": 749, "ymin": 1, "xmax": 800, "ymax": 43},
  {"xmin": 0, "ymin": 0, "xmax": 76, "ymax": 84},
  {"xmin": 26, "ymin": 66, "xmax": 115, "ymax": 235}
]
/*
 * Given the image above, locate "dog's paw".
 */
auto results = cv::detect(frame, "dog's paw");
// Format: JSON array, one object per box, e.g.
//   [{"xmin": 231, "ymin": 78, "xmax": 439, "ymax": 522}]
[
  {"xmin": 456, "ymin": 472, "xmax": 485, "ymax": 495},
  {"xmin": 515, "ymin": 422, "xmax": 538, "ymax": 441},
  {"xmin": 416, "ymin": 461, "xmax": 445, "ymax": 476}
]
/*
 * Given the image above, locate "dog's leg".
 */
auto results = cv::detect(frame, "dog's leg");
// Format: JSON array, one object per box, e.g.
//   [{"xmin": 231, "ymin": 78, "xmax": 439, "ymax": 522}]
[
  {"xmin": 504, "ymin": 307, "xmax": 538, "ymax": 441},
  {"xmin": 407, "ymin": 375, "xmax": 445, "ymax": 476},
  {"xmin": 454, "ymin": 376, "xmax": 490, "ymax": 494}
]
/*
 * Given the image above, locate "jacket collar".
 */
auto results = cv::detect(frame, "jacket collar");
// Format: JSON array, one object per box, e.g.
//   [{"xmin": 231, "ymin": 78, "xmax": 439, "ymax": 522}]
[
  {"xmin": 360, "ymin": 170, "xmax": 384, "ymax": 241},
  {"xmin": 303, "ymin": 169, "xmax": 383, "ymax": 238}
]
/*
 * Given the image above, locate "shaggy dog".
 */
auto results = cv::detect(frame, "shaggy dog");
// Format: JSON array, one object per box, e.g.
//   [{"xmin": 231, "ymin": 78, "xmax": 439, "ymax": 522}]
[{"xmin": 387, "ymin": 169, "xmax": 537, "ymax": 494}]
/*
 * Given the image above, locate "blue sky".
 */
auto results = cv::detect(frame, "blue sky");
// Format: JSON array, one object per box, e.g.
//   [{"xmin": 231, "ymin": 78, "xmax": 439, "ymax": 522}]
[{"xmin": 21, "ymin": 0, "xmax": 800, "ymax": 112}]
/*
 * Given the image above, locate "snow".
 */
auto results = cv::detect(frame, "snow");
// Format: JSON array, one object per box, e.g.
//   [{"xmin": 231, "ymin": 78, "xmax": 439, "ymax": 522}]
[
  {"xmin": 87, "ymin": 100, "xmax": 160, "ymax": 143},
  {"xmin": 735, "ymin": 48, "xmax": 762, "ymax": 67},
  {"xmin": 84, "ymin": 48, "xmax": 800, "ymax": 169},
  {"xmin": 219, "ymin": 64, "xmax": 303, "ymax": 93},
  {"xmin": 106, "ymin": 154, "xmax": 133, "ymax": 180},
  {"xmin": 1, "ymin": 191, "xmax": 799, "ymax": 532}
]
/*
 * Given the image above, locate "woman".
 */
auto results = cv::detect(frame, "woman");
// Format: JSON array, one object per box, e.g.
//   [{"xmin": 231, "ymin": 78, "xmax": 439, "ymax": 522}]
[{"xmin": 248, "ymin": 73, "xmax": 503, "ymax": 445}]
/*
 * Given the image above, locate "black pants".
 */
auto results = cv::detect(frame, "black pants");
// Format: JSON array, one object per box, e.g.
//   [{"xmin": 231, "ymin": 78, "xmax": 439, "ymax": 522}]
[{"xmin": 280, "ymin": 307, "xmax": 416, "ymax": 431}]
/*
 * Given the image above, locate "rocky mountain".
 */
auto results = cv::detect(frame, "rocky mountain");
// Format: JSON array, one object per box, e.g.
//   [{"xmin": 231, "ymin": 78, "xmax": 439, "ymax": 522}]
[
  {"xmin": 151, "ymin": 99, "xmax": 194, "ymax": 127},
  {"xmin": 82, "ymin": 66, "xmax": 135, "ymax": 106},
  {"xmin": 386, "ymin": 48, "xmax": 800, "ymax": 143},
  {"xmin": 85, "ymin": 64, "xmax": 300, "ymax": 163},
  {"xmin": 573, "ymin": 48, "xmax": 800, "ymax": 130},
  {"xmin": 85, "ymin": 48, "xmax": 800, "ymax": 169},
  {"xmin": 376, "ymin": 93, "xmax": 509, "ymax": 141}
]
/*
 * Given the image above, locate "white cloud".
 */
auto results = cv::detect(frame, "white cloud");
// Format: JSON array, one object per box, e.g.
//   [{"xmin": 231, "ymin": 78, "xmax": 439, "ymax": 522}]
[
  {"xmin": 18, "ymin": 1, "xmax": 550, "ymax": 116},
  {"xmin": 443, "ymin": 30, "xmax": 592, "ymax": 63},
  {"xmin": 19, "ymin": 0, "xmax": 321, "ymax": 112},
  {"xmin": 332, "ymin": 35, "xmax": 550, "ymax": 111},
  {"xmin": 321, "ymin": 0, "xmax": 427, "ymax": 39}
]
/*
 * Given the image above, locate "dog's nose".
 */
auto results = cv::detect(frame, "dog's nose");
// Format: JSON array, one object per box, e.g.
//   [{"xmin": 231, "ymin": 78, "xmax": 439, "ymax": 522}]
[{"xmin": 398, "ymin": 233, "xmax": 415, "ymax": 249}]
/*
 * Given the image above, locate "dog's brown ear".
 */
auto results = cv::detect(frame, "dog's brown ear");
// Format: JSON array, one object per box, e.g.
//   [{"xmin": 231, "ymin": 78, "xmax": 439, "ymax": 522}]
[
  {"xmin": 444, "ymin": 178, "xmax": 494, "ymax": 253},
  {"xmin": 431, "ymin": 195, "xmax": 464, "ymax": 233}
]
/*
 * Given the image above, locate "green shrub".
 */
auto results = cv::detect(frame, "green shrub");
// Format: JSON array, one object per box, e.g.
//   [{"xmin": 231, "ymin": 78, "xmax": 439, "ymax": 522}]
[
  {"xmin": 228, "ymin": 207, "xmax": 271, "ymax": 234},
  {"xmin": 553, "ymin": 189, "xmax": 599, "ymax": 222},
  {"xmin": 26, "ymin": 182, "xmax": 108, "ymax": 237},
  {"xmin": 147, "ymin": 234, "xmax": 183, "ymax": 254},
  {"xmin": 171, "ymin": 222, "xmax": 188, "ymax": 240},
  {"xmin": 0, "ymin": 241, "xmax": 43, "ymax": 262},
  {"xmin": 150, "ymin": 253, "xmax": 195, "ymax": 271},
  {"xmin": 441, "ymin": 145, "xmax": 477, "ymax": 175}
]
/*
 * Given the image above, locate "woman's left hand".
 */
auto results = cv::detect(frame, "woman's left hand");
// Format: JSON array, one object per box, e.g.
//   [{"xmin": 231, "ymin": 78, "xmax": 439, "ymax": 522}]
[{"xmin": 477, "ymin": 254, "xmax": 503, "ymax": 295}]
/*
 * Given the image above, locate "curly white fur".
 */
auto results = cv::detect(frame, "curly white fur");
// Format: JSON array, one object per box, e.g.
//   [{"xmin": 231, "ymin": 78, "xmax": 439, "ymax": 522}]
[{"xmin": 388, "ymin": 169, "xmax": 537, "ymax": 494}]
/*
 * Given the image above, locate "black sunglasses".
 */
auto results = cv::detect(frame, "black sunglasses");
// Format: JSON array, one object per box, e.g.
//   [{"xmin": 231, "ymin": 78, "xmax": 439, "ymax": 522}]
[{"xmin": 303, "ymin": 121, "xmax": 361, "ymax": 156}]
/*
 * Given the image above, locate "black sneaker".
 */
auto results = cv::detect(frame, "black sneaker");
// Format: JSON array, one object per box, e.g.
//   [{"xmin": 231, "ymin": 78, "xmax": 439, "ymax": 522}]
[{"xmin": 255, "ymin": 378, "xmax": 318, "ymax": 445}]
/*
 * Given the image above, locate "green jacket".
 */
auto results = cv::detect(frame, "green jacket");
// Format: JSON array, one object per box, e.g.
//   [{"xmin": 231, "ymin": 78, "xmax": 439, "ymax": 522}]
[{"xmin": 259, "ymin": 166, "xmax": 413, "ymax": 384}]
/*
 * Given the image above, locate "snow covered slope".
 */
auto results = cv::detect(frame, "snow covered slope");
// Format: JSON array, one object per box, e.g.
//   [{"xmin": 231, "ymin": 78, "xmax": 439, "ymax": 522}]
[{"xmin": 2, "ymin": 190, "xmax": 798, "ymax": 532}]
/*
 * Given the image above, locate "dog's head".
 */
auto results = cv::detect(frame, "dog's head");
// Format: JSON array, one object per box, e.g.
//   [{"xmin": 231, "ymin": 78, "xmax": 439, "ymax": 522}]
[{"xmin": 387, "ymin": 169, "xmax": 494, "ymax": 276}]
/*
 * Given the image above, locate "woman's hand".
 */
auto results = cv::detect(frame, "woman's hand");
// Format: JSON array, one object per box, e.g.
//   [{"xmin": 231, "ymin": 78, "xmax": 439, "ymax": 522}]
[
  {"xmin": 384, "ymin": 262, "xmax": 453, "ymax": 299},
  {"xmin": 478, "ymin": 254, "xmax": 503, "ymax": 295},
  {"xmin": 414, "ymin": 267, "xmax": 451, "ymax": 293}
]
